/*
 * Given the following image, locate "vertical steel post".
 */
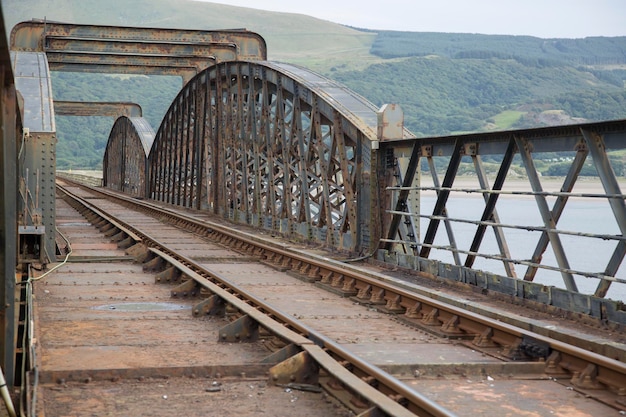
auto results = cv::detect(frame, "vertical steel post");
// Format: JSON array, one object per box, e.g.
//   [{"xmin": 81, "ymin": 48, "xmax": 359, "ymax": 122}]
[
  {"xmin": 420, "ymin": 139, "xmax": 464, "ymax": 258},
  {"xmin": 383, "ymin": 141, "xmax": 420, "ymax": 251},
  {"xmin": 427, "ymin": 157, "xmax": 461, "ymax": 265},
  {"xmin": 0, "ymin": 65, "xmax": 17, "ymax": 386}
]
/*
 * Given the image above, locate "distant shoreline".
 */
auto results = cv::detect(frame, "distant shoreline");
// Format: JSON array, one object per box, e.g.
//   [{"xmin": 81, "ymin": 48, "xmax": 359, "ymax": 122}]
[{"xmin": 418, "ymin": 175, "xmax": 625, "ymax": 198}]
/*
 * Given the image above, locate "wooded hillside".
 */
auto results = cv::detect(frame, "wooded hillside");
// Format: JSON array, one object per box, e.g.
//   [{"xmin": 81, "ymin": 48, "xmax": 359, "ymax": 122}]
[{"xmin": 5, "ymin": 0, "xmax": 626, "ymax": 170}]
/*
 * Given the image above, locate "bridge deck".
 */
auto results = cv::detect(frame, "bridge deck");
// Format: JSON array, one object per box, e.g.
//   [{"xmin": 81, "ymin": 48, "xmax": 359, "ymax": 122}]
[
  {"xmin": 27, "ymin": 182, "xmax": 624, "ymax": 416},
  {"xmin": 33, "ymin": 194, "xmax": 338, "ymax": 417}
]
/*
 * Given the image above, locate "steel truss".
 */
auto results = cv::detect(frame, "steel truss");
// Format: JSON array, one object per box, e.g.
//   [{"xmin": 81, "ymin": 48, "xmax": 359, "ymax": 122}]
[
  {"xmin": 103, "ymin": 116, "xmax": 155, "ymax": 197},
  {"xmin": 381, "ymin": 121, "xmax": 626, "ymax": 299},
  {"xmin": 147, "ymin": 61, "xmax": 384, "ymax": 252}
]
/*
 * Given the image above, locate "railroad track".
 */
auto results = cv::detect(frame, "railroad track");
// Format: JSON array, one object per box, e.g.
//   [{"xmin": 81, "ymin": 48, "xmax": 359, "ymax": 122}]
[{"xmin": 32, "ymin": 178, "xmax": 626, "ymax": 416}]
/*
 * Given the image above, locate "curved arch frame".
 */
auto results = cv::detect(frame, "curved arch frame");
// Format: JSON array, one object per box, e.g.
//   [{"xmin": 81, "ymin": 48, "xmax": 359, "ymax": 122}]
[
  {"xmin": 147, "ymin": 61, "xmax": 381, "ymax": 252},
  {"xmin": 103, "ymin": 116, "xmax": 155, "ymax": 197}
]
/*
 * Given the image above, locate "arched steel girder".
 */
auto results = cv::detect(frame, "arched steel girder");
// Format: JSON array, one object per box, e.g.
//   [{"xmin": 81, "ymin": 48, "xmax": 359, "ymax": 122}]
[
  {"xmin": 147, "ymin": 61, "xmax": 390, "ymax": 252},
  {"xmin": 104, "ymin": 116, "xmax": 155, "ymax": 198}
]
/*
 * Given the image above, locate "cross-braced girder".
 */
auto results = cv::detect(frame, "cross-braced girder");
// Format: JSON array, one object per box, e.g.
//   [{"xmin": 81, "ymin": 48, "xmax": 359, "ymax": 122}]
[
  {"xmin": 147, "ymin": 61, "xmax": 380, "ymax": 252},
  {"xmin": 380, "ymin": 121, "xmax": 626, "ymax": 300},
  {"xmin": 103, "ymin": 117, "xmax": 155, "ymax": 197}
]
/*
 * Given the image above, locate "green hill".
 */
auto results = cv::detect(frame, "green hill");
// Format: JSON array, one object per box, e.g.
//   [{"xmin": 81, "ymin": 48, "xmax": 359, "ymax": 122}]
[
  {"xmin": 3, "ymin": 0, "xmax": 377, "ymax": 70},
  {"xmin": 4, "ymin": 0, "xmax": 626, "ymax": 170}
]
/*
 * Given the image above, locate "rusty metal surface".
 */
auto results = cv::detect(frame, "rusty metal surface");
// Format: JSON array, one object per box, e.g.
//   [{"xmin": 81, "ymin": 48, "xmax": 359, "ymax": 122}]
[
  {"xmin": 43, "ymin": 199, "xmax": 270, "ymax": 372},
  {"xmin": 30, "ymin": 198, "xmax": 349, "ymax": 417},
  {"xmin": 54, "ymin": 101, "xmax": 142, "ymax": 117},
  {"xmin": 378, "ymin": 120, "xmax": 626, "ymax": 305},
  {"xmin": 55, "ymin": 180, "xmax": 626, "ymax": 416},
  {"xmin": 10, "ymin": 51, "xmax": 54, "ymax": 132},
  {"xmin": 103, "ymin": 116, "xmax": 155, "ymax": 197},
  {"xmin": 41, "ymin": 378, "xmax": 343, "ymax": 417},
  {"xmin": 145, "ymin": 61, "xmax": 387, "ymax": 253},
  {"xmin": 0, "ymin": 4, "xmax": 19, "ymax": 386},
  {"xmin": 10, "ymin": 21, "xmax": 267, "ymax": 59},
  {"xmin": 404, "ymin": 378, "xmax": 608, "ymax": 417},
  {"xmin": 10, "ymin": 21, "xmax": 267, "ymax": 83}
]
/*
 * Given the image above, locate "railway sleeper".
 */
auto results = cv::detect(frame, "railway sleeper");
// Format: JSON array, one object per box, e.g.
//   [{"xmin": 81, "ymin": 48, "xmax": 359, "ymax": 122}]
[
  {"xmin": 269, "ymin": 350, "xmax": 320, "ymax": 388},
  {"xmin": 285, "ymin": 265, "xmax": 319, "ymax": 283},
  {"xmin": 261, "ymin": 343, "xmax": 303, "ymax": 364},
  {"xmin": 317, "ymin": 273, "xmax": 359, "ymax": 297},
  {"xmin": 117, "ymin": 235, "xmax": 136, "ymax": 249},
  {"xmin": 99, "ymin": 222, "xmax": 116, "ymax": 234},
  {"xmin": 260, "ymin": 335, "xmax": 292, "ymax": 355}
]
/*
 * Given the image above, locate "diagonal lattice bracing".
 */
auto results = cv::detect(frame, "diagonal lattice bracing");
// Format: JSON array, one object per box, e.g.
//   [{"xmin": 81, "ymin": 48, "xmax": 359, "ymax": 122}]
[
  {"xmin": 381, "ymin": 122, "xmax": 626, "ymax": 299},
  {"xmin": 146, "ymin": 61, "xmax": 380, "ymax": 253}
]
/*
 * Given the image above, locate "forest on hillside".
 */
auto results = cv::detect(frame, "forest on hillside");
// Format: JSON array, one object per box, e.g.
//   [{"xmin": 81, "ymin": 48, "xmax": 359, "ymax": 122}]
[
  {"xmin": 45, "ymin": 29, "xmax": 626, "ymax": 170},
  {"xmin": 368, "ymin": 31, "xmax": 626, "ymax": 66}
]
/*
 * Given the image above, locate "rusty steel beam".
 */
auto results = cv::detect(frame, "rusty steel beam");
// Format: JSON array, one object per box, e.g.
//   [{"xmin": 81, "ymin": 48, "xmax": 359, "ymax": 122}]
[
  {"xmin": 44, "ymin": 51, "xmax": 216, "ymax": 83},
  {"xmin": 515, "ymin": 135, "xmax": 578, "ymax": 292},
  {"xmin": 45, "ymin": 36, "xmax": 238, "ymax": 61},
  {"xmin": 103, "ymin": 116, "xmax": 155, "ymax": 198},
  {"xmin": 11, "ymin": 20, "xmax": 266, "ymax": 59},
  {"xmin": 10, "ymin": 20, "xmax": 266, "ymax": 83},
  {"xmin": 143, "ymin": 61, "xmax": 407, "ymax": 253},
  {"xmin": 380, "ymin": 119, "xmax": 626, "ymax": 300},
  {"xmin": 54, "ymin": 101, "xmax": 142, "ymax": 118}
]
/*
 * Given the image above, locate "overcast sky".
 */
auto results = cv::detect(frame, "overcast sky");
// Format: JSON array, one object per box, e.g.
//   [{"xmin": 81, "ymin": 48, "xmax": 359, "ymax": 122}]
[{"xmin": 196, "ymin": 0, "xmax": 625, "ymax": 38}]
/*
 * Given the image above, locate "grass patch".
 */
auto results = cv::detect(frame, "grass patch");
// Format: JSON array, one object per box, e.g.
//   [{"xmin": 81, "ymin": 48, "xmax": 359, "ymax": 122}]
[{"xmin": 491, "ymin": 110, "xmax": 526, "ymax": 129}]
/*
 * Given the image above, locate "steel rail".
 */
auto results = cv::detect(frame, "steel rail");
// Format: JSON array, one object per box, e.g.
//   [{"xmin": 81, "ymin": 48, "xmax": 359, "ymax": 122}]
[
  {"xmin": 56, "ymin": 178, "xmax": 626, "ymax": 408},
  {"xmin": 55, "ymin": 182, "xmax": 454, "ymax": 417},
  {"xmin": 150, "ymin": 248, "xmax": 447, "ymax": 417}
]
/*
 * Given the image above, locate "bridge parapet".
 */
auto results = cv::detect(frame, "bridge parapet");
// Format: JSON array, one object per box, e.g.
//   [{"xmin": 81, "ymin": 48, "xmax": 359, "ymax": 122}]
[{"xmin": 379, "ymin": 120, "xmax": 626, "ymax": 306}]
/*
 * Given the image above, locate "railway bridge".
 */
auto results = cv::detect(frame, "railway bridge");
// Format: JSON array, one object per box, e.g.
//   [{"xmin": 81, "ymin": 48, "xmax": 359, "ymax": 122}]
[{"xmin": 1, "ymin": 7, "xmax": 626, "ymax": 416}]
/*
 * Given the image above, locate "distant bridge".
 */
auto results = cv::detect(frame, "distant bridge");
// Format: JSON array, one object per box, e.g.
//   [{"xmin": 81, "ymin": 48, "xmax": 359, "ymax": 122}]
[{"xmin": 2, "ymin": 16, "xmax": 626, "ymax": 388}]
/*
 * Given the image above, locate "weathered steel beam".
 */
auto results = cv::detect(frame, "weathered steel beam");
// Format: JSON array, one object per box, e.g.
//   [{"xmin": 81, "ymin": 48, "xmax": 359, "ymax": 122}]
[
  {"xmin": 103, "ymin": 116, "xmax": 155, "ymax": 198},
  {"xmin": 11, "ymin": 21, "xmax": 266, "ymax": 84},
  {"xmin": 1, "ymin": 6, "xmax": 18, "ymax": 387},
  {"xmin": 143, "ymin": 61, "xmax": 387, "ymax": 253},
  {"xmin": 428, "ymin": 157, "xmax": 461, "ymax": 265},
  {"xmin": 523, "ymin": 148, "xmax": 588, "ymax": 282},
  {"xmin": 44, "ymin": 36, "xmax": 238, "ymax": 61},
  {"xmin": 383, "ymin": 141, "xmax": 420, "ymax": 251},
  {"xmin": 45, "ymin": 51, "xmax": 215, "ymax": 83},
  {"xmin": 419, "ymin": 138, "xmax": 464, "ymax": 258},
  {"xmin": 10, "ymin": 20, "xmax": 267, "ymax": 61},
  {"xmin": 54, "ymin": 101, "xmax": 142, "ymax": 117}
]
